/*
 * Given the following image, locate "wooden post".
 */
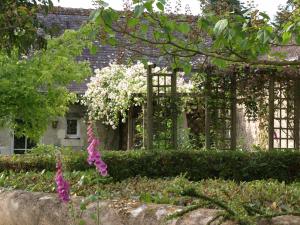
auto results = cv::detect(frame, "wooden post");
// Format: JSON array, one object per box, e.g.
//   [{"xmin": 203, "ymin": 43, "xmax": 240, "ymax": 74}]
[
  {"xmin": 142, "ymin": 104, "xmax": 146, "ymax": 149},
  {"xmin": 171, "ymin": 69, "xmax": 178, "ymax": 149},
  {"xmin": 294, "ymin": 79, "xmax": 300, "ymax": 149},
  {"xmin": 268, "ymin": 77, "xmax": 275, "ymax": 150},
  {"xmin": 230, "ymin": 72, "xmax": 237, "ymax": 150},
  {"xmin": 127, "ymin": 106, "xmax": 134, "ymax": 150},
  {"xmin": 146, "ymin": 65, "xmax": 154, "ymax": 150},
  {"xmin": 118, "ymin": 117, "xmax": 124, "ymax": 150},
  {"xmin": 205, "ymin": 73, "xmax": 211, "ymax": 149}
]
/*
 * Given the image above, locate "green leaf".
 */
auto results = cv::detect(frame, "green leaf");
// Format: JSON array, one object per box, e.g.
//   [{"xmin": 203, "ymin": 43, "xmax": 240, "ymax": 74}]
[
  {"xmin": 259, "ymin": 12, "xmax": 270, "ymax": 20},
  {"xmin": 296, "ymin": 34, "xmax": 300, "ymax": 45},
  {"xmin": 183, "ymin": 64, "xmax": 192, "ymax": 74},
  {"xmin": 134, "ymin": 5, "xmax": 144, "ymax": 17},
  {"xmin": 198, "ymin": 18, "xmax": 209, "ymax": 30},
  {"xmin": 165, "ymin": 21, "xmax": 176, "ymax": 32},
  {"xmin": 101, "ymin": 9, "xmax": 119, "ymax": 26},
  {"xmin": 80, "ymin": 202, "xmax": 87, "ymax": 210},
  {"xmin": 177, "ymin": 23, "xmax": 190, "ymax": 34},
  {"xmin": 90, "ymin": 9, "xmax": 101, "ymax": 22},
  {"xmin": 283, "ymin": 22, "xmax": 294, "ymax": 32},
  {"xmin": 282, "ymin": 32, "xmax": 292, "ymax": 45},
  {"xmin": 140, "ymin": 192, "xmax": 153, "ymax": 203},
  {"xmin": 153, "ymin": 30, "xmax": 162, "ymax": 39},
  {"xmin": 96, "ymin": 0, "xmax": 109, "ymax": 7},
  {"xmin": 128, "ymin": 18, "xmax": 139, "ymax": 28},
  {"xmin": 211, "ymin": 58, "xmax": 228, "ymax": 68},
  {"xmin": 107, "ymin": 37, "xmax": 117, "ymax": 46},
  {"xmin": 144, "ymin": 1, "xmax": 153, "ymax": 12},
  {"xmin": 141, "ymin": 23, "xmax": 148, "ymax": 33},
  {"xmin": 257, "ymin": 29, "xmax": 271, "ymax": 44},
  {"xmin": 158, "ymin": 0, "xmax": 166, "ymax": 4},
  {"xmin": 156, "ymin": 2, "xmax": 164, "ymax": 11},
  {"xmin": 213, "ymin": 19, "xmax": 228, "ymax": 36},
  {"xmin": 90, "ymin": 44, "xmax": 98, "ymax": 55}
]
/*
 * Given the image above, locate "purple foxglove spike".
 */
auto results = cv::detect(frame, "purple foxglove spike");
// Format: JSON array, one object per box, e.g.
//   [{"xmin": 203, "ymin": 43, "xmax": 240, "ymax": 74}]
[
  {"xmin": 86, "ymin": 122, "xmax": 108, "ymax": 176},
  {"xmin": 88, "ymin": 135, "xmax": 94, "ymax": 143},
  {"xmin": 55, "ymin": 160, "xmax": 70, "ymax": 203},
  {"xmin": 87, "ymin": 130, "xmax": 94, "ymax": 137},
  {"xmin": 87, "ymin": 143, "xmax": 95, "ymax": 152}
]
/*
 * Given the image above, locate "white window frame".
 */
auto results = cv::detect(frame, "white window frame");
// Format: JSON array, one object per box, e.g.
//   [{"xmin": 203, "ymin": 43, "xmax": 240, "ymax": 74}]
[
  {"xmin": 66, "ymin": 118, "xmax": 80, "ymax": 139},
  {"xmin": 12, "ymin": 133, "xmax": 35, "ymax": 154}
]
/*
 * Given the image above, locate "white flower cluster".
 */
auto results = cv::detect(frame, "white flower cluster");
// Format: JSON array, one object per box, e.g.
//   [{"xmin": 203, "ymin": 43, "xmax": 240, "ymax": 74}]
[{"xmin": 83, "ymin": 62, "xmax": 195, "ymax": 129}]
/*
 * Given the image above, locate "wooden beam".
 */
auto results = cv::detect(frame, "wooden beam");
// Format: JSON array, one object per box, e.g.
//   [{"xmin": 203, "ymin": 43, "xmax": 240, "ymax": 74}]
[
  {"xmin": 205, "ymin": 74, "xmax": 211, "ymax": 149},
  {"xmin": 142, "ymin": 104, "xmax": 146, "ymax": 149},
  {"xmin": 171, "ymin": 69, "xmax": 178, "ymax": 149},
  {"xmin": 230, "ymin": 72, "xmax": 237, "ymax": 150},
  {"xmin": 127, "ymin": 106, "xmax": 134, "ymax": 150},
  {"xmin": 268, "ymin": 77, "xmax": 275, "ymax": 150},
  {"xmin": 146, "ymin": 65, "xmax": 154, "ymax": 150},
  {"xmin": 294, "ymin": 79, "xmax": 300, "ymax": 149}
]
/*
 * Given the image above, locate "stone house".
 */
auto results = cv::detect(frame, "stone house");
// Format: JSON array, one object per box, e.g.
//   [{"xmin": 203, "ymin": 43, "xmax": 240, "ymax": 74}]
[
  {"xmin": 0, "ymin": 7, "xmax": 299, "ymax": 154},
  {"xmin": 0, "ymin": 8, "xmax": 105, "ymax": 154},
  {"xmin": 0, "ymin": 7, "xmax": 154, "ymax": 154}
]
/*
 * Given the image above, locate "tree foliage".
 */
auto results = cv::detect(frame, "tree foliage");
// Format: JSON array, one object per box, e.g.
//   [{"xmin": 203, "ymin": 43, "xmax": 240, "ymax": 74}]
[
  {"xmin": 93, "ymin": 0, "xmax": 300, "ymax": 69},
  {"xmin": 0, "ymin": 1, "xmax": 96, "ymax": 139},
  {"xmin": 200, "ymin": 0, "xmax": 243, "ymax": 15},
  {"xmin": 0, "ymin": 0, "xmax": 53, "ymax": 54}
]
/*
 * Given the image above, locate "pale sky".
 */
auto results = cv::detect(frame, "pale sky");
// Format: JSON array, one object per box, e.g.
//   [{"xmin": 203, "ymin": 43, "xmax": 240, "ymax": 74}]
[{"xmin": 53, "ymin": 0, "xmax": 288, "ymax": 18}]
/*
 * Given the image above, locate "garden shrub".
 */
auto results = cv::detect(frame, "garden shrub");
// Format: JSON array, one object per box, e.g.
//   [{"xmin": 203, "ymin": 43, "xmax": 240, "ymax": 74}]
[{"xmin": 0, "ymin": 146, "xmax": 299, "ymax": 182}]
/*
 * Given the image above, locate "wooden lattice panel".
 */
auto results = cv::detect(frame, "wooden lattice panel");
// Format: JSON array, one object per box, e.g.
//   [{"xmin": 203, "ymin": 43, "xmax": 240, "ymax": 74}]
[
  {"xmin": 209, "ymin": 74, "xmax": 236, "ymax": 150},
  {"xmin": 146, "ymin": 66, "xmax": 177, "ymax": 149},
  {"xmin": 273, "ymin": 80, "xmax": 295, "ymax": 149}
]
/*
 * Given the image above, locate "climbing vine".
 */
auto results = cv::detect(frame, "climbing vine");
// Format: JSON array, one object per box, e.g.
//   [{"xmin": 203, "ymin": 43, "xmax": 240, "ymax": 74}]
[{"xmin": 83, "ymin": 62, "xmax": 196, "ymax": 128}]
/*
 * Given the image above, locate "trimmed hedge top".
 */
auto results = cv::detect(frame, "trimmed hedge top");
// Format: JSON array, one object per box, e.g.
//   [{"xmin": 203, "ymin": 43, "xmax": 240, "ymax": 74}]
[{"xmin": 0, "ymin": 149, "xmax": 300, "ymax": 182}]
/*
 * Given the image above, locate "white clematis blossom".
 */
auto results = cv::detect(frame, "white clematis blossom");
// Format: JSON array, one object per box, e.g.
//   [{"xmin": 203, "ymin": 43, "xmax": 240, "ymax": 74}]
[{"xmin": 83, "ymin": 62, "xmax": 195, "ymax": 129}]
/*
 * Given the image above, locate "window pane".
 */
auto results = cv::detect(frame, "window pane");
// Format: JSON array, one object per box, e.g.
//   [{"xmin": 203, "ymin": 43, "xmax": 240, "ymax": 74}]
[
  {"xmin": 14, "ymin": 135, "xmax": 26, "ymax": 154},
  {"xmin": 67, "ymin": 119, "xmax": 77, "ymax": 135},
  {"xmin": 14, "ymin": 136, "xmax": 26, "ymax": 149},
  {"xmin": 27, "ymin": 138, "xmax": 36, "ymax": 149}
]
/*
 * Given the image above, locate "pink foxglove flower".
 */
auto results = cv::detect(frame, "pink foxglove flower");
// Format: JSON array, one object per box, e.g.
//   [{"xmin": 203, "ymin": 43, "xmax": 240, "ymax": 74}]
[
  {"xmin": 87, "ymin": 123, "xmax": 108, "ymax": 176},
  {"xmin": 55, "ymin": 160, "xmax": 70, "ymax": 203}
]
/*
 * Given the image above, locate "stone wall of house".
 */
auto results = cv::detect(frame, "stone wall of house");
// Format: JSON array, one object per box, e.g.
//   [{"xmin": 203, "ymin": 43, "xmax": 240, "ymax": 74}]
[
  {"xmin": 41, "ymin": 117, "xmax": 87, "ymax": 151},
  {"xmin": 236, "ymin": 106, "xmax": 261, "ymax": 150},
  {"xmin": 0, "ymin": 104, "xmax": 87, "ymax": 154},
  {"xmin": 0, "ymin": 128, "xmax": 13, "ymax": 155},
  {"xmin": 42, "ymin": 104, "xmax": 88, "ymax": 151}
]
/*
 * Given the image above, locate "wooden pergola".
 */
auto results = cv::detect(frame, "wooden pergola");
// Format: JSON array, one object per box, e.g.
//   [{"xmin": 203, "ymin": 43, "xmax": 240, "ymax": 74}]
[{"xmin": 139, "ymin": 64, "xmax": 300, "ymax": 150}]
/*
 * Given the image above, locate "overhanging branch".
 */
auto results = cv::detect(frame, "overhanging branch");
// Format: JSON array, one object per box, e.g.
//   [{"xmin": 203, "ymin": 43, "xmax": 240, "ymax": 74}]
[{"xmin": 99, "ymin": 11, "xmax": 300, "ymax": 67}]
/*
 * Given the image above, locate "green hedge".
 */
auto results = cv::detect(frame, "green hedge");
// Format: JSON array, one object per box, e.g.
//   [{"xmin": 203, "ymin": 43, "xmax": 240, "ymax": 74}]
[{"xmin": 0, "ymin": 149, "xmax": 300, "ymax": 182}]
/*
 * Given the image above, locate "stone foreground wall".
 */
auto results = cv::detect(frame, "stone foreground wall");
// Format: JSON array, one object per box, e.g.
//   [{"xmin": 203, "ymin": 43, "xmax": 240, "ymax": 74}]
[{"xmin": 0, "ymin": 189, "xmax": 299, "ymax": 225}]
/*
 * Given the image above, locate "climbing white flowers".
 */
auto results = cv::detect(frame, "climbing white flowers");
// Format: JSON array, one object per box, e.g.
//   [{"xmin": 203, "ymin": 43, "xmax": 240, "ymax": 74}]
[{"xmin": 83, "ymin": 62, "xmax": 195, "ymax": 129}]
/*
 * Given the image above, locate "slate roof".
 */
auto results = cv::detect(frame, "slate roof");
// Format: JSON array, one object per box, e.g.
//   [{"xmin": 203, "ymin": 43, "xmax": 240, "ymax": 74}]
[
  {"xmin": 38, "ymin": 7, "xmax": 170, "ymax": 94},
  {"xmin": 38, "ymin": 7, "xmax": 129, "ymax": 94},
  {"xmin": 38, "ymin": 7, "xmax": 300, "ymax": 94}
]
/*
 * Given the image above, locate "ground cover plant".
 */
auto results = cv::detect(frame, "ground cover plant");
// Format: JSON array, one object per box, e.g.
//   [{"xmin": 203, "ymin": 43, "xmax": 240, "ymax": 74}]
[
  {"xmin": 1, "ymin": 145, "xmax": 300, "ymax": 224},
  {"xmin": 0, "ymin": 171, "xmax": 300, "ymax": 224}
]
